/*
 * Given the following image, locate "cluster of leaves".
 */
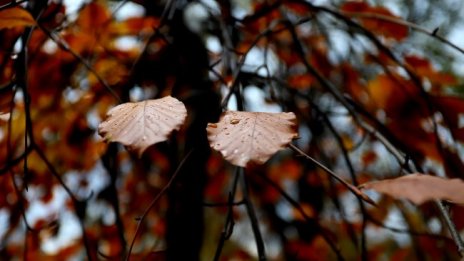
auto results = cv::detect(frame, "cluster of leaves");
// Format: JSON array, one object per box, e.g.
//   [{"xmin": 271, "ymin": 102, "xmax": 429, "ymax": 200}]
[{"xmin": 1, "ymin": 0, "xmax": 464, "ymax": 260}]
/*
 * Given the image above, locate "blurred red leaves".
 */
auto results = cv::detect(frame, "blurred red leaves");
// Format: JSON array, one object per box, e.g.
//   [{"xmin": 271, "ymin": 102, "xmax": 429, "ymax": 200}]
[
  {"xmin": 0, "ymin": 7, "xmax": 35, "ymax": 29},
  {"xmin": 0, "ymin": 0, "xmax": 463, "ymax": 260},
  {"xmin": 341, "ymin": 1, "xmax": 408, "ymax": 41}
]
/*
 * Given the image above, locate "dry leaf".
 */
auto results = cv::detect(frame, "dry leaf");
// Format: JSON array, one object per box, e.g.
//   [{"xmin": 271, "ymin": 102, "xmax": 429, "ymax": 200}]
[
  {"xmin": 0, "ymin": 7, "xmax": 35, "ymax": 29},
  {"xmin": 98, "ymin": 96, "xmax": 187, "ymax": 156},
  {"xmin": 359, "ymin": 173, "xmax": 464, "ymax": 205},
  {"xmin": 0, "ymin": 112, "xmax": 11, "ymax": 122},
  {"xmin": 207, "ymin": 111, "xmax": 298, "ymax": 167}
]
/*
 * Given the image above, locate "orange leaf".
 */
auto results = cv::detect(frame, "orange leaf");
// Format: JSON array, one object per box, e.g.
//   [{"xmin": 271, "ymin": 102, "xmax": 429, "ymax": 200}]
[
  {"xmin": 288, "ymin": 74, "xmax": 314, "ymax": 89},
  {"xmin": 341, "ymin": 2, "xmax": 408, "ymax": 41},
  {"xmin": 366, "ymin": 73, "xmax": 419, "ymax": 115},
  {"xmin": 405, "ymin": 55, "xmax": 456, "ymax": 85},
  {"xmin": 359, "ymin": 174, "xmax": 464, "ymax": 205},
  {"xmin": 0, "ymin": 7, "xmax": 35, "ymax": 29},
  {"xmin": 98, "ymin": 96, "xmax": 187, "ymax": 156},
  {"xmin": 206, "ymin": 111, "xmax": 298, "ymax": 167},
  {"xmin": 76, "ymin": 2, "xmax": 110, "ymax": 31},
  {"xmin": 361, "ymin": 150, "xmax": 377, "ymax": 167}
]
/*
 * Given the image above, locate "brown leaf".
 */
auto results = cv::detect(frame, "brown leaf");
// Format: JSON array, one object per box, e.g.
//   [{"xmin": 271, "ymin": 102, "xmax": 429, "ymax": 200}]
[
  {"xmin": 359, "ymin": 174, "xmax": 464, "ymax": 205},
  {"xmin": 0, "ymin": 7, "xmax": 35, "ymax": 29},
  {"xmin": 98, "ymin": 96, "xmax": 187, "ymax": 156},
  {"xmin": 206, "ymin": 111, "xmax": 298, "ymax": 167}
]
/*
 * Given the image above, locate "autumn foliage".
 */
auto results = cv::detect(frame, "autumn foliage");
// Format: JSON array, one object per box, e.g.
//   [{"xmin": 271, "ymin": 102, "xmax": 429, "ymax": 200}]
[{"xmin": 1, "ymin": 0, "xmax": 464, "ymax": 260}]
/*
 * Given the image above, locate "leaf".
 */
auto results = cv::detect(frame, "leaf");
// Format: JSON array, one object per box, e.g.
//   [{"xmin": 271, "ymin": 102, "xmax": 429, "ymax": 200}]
[
  {"xmin": 0, "ymin": 7, "xmax": 35, "ymax": 29},
  {"xmin": 98, "ymin": 96, "xmax": 187, "ymax": 156},
  {"xmin": 404, "ymin": 55, "xmax": 456, "ymax": 85},
  {"xmin": 359, "ymin": 174, "xmax": 464, "ymax": 205},
  {"xmin": 76, "ymin": 2, "xmax": 110, "ymax": 31},
  {"xmin": 206, "ymin": 111, "xmax": 298, "ymax": 167},
  {"xmin": 340, "ymin": 2, "xmax": 408, "ymax": 41},
  {"xmin": 366, "ymin": 73, "xmax": 419, "ymax": 115},
  {"xmin": 0, "ymin": 112, "xmax": 10, "ymax": 122}
]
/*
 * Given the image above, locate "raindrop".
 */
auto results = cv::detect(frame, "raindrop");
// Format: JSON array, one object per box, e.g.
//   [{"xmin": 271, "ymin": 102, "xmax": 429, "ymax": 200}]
[
  {"xmin": 233, "ymin": 149, "xmax": 238, "ymax": 154},
  {"xmin": 230, "ymin": 119, "xmax": 240, "ymax": 125},
  {"xmin": 221, "ymin": 150, "xmax": 228, "ymax": 156}
]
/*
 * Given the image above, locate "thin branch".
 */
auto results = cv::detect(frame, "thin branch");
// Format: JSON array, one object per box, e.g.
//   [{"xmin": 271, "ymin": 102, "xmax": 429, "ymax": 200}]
[
  {"xmin": 37, "ymin": 26, "xmax": 121, "ymax": 103},
  {"xmin": 241, "ymin": 168, "xmax": 266, "ymax": 261},
  {"xmin": 257, "ymin": 172, "xmax": 345, "ymax": 261},
  {"xmin": 220, "ymin": 24, "xmax": 276, "ymax": 109},
  {"xmin": 0, "ymin": 0, "xmax": 28, "ymax": 12},
  {"xmin": 309, "ymin": 101, "xmax": 368, "ymax": 260},
  {"xmin": 202, "ymin": 199, "xmax": 245, "ymax": 207},
  {"xmin": 34, "ymin": 145, "xmax": 96, "ymax": 260},
  {"xmin": 343, "ymin": 11, "xmax": 464, "ymax": 55},
  {"xmin": 290, "ymin": 144, "xmax": 376, "ymax": 206},
  {"xmin": 366, "ymin": 213, "xmax": 453, "ymax": 241},
  {"xmin": 213, "ymin": 167, "xmax": 242, "ymax": 261},
  {"xmin": 100, "ymin": 143, "xmax": 127, "ymax": 258},
  {"xmin": 125, "ymin": 149, "xmax": 194, "ymax": 261},
  {"xmin": 436, "ymin": 200, "xmax": 464, "ymax": 255}
]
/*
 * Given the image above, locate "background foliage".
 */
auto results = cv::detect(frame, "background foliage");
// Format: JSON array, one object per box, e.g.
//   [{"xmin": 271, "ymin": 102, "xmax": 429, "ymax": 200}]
[{"xmin": 1, "ymin": 0, "xmax": 464, "ymax": 260}]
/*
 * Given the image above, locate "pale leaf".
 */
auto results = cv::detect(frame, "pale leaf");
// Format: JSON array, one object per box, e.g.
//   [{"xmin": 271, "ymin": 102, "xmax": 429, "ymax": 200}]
[
  {"xmin": 359, "ymin": 173, "xmax": 464, "ymax": 205},
  {"xmin": 98, "ymin": 96, "xmax": 187, "ymax": 156},
  {"xmin": 0, "ymin": 112, "xmax": 11, "ymax": 122},
  {"xmin": 207, "ymin": 111, "xmax": 298, "ymax": 167},
  {"xmin": 0, "ymin": 7, "xmax": 35, "ymax": 29}
]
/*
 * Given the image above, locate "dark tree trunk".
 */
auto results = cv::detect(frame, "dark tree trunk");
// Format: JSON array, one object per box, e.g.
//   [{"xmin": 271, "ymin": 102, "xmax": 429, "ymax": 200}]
[
  {"xmin": 165, "ymin": 10, "xmax": 221, "ymax": 261},
  {"xmin": 134, "ymin": 2, "xmax": 220, "ymax": 258}
]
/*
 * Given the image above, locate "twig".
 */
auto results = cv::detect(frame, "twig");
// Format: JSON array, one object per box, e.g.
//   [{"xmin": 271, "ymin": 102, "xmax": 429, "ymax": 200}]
[
  {"xmin": 37, "ymin": 26, "xmax": 122, "ymax": 103},
  {"xmin": 366, "ymin": 213, "xmax": 453, "ymax": 241},
  {"xmin": 0, "ymin": 0, "xmax": 28, "ymax": 12},
  {"xmin": 343, "ymin": 11, "xmax": 464, "ymax": 55},
  {"xmin": 220, "ymin": 24, "xmax": 276, "ymax": 109},
  {"xmin": 436, "ymin": 200, "xmax": 464, "ymax": 255},
  {"xmin": 34, "ymin": 145, "xmax": 96, "ymax": 260},
  {"xmin": 241, "ymin": 168, "xmax": 266, "ymax": 261},
  {"xmin": 308, "ymin": 101, "xmax": 368, "ymax": 259},
  {"xmin": 125, "ymin": 149, "xmax": 194, "ymax": 261},
  {"xmin": 213, "ymin": 167, "xmax": 242, "ymax": 261},
  {"xmin": 100, "ymin": 143, "xmax": 127, "ymax": 258},
  {"xmin": 289, "ymin": 144, "xmax": 376, "ymax": 206},
  {"xmin": 257, "ymin": 172, "xmax": 345, "ymax": 261},
  {"xmin": 203, "ymin": 200, "xmax": 245, "ymax": 207}
]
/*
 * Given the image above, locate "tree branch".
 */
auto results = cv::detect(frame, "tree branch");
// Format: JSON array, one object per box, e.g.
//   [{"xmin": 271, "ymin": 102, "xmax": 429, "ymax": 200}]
[{"xmin": 126, "ymin": 149, "xmax": 194, "ymax": 261}]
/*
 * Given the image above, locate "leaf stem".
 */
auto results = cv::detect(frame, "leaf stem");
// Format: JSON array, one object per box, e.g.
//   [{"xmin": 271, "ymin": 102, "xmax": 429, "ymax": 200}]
[{"xmin": 289, "ymin": 143, "xmax": 376, "ymax": 206}]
